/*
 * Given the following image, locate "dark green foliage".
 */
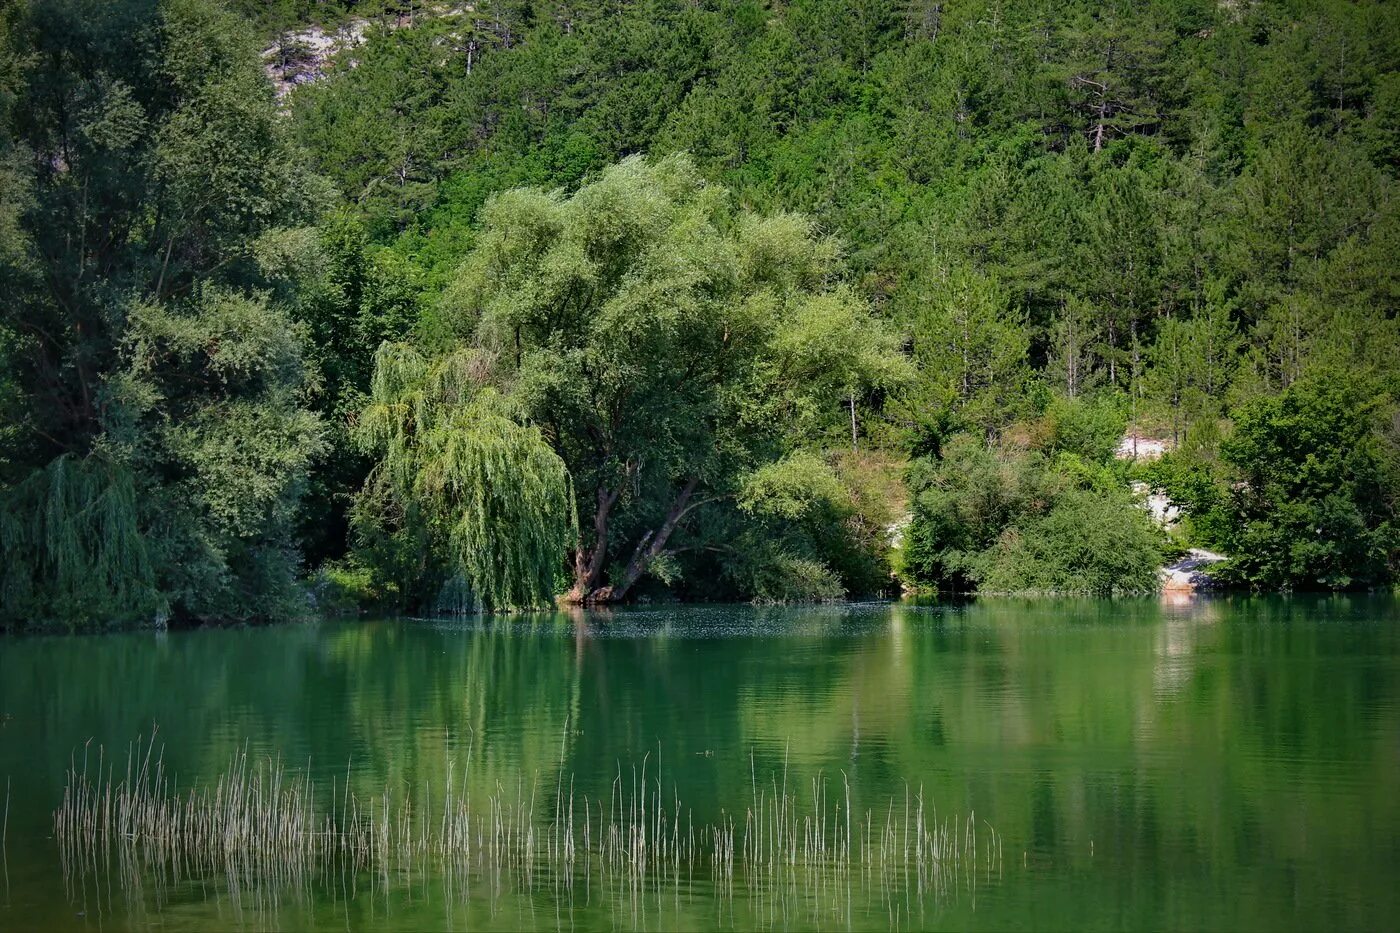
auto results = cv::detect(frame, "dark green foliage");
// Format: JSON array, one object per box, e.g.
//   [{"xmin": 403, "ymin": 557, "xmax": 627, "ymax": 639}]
[
  {"xmin": 0, "ymin": 455, "xmax": 162, "ymax": 627},
  {"xmin": 904, "ymin": 437, "xmax": 1041, "ymax": 594},
  {"xmin": 1217, "ymin": 374, "xmax": 1399, "ymax": 590},
  {"xmin": 904, "ymin": 433, "xmax": 1163, "ymax": 596},
  {"xmin": 1144, "ymin": 446, "xmax": 1231, "ymax": 549},
  {"xmin": 229, "ymin": 0, "xmax": 391, "ymax": 32},
  {"xmin": 0, "ymin": 0, "xmax": 326, "ymax": 630},
  {"xmin": 293, "ymin": 214, "xmax": 423, "ymax": 568},
  {"xmin": 978, "ymin": 487, "xmax": 1164, "ymax": 596},
  {"xmin": 279, "ymin": 0, "xmax": 1400, "ymax": 600}
]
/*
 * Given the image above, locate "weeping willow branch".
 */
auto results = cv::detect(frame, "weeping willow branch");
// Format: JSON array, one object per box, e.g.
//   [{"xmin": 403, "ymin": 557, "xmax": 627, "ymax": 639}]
[
  {"xmin": 357, "ymin": 343, "xmax": 576, "ymax": 610},
  {"xmin": 0, "ymin": 454, "xmax": 164, "ymax": 630}
]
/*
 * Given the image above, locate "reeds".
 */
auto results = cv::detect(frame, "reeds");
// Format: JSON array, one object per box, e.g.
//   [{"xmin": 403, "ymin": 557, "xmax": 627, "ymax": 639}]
[{"xmin": 54, "ymin": 735, "xmax": 1003, "ymax": 928}]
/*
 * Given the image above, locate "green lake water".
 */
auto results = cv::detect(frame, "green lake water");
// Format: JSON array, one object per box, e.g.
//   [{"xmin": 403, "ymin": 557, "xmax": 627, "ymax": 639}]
[{"xmin": 0, "ymin": 596, "xmax": 1397, "ymax": 931}]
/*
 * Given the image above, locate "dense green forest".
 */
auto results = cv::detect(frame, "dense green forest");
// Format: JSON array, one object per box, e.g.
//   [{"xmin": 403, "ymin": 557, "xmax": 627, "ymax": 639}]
[{"xmin": 1, "ymin": 0, "xmax": 1397, "ymax": 629}]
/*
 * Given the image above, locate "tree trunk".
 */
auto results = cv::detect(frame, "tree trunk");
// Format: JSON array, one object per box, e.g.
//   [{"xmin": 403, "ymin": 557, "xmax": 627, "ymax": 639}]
[
  {"xmin": 591, "ymin": 477, "xmax": 699, "ymax": 604},
  {"xmin": 849, "ymin": 392, "xmax": 858, "ymax": 452},
  {"xmin": 1093, "ymin": 43, "xmax": 1115, "ymax": 153},
  {"xmin": 1107, "ymin": 318, "xmax": 1118, "ymax": 385},
  {"xmin": 564, "ymin": 482, "xmax": 621, "ymax": 603}
]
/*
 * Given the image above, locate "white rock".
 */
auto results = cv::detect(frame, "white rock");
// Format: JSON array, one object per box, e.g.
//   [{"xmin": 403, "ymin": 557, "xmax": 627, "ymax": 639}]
[{"xmin": 1115, "ymin": 434, "xmax": 1172, "ymax": 461}]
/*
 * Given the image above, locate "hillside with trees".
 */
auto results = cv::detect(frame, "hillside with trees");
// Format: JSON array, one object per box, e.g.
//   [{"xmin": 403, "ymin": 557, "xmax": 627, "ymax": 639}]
[{"xmin": 2, "ymin": 0, "xmax": 1397, "ymax": 628}]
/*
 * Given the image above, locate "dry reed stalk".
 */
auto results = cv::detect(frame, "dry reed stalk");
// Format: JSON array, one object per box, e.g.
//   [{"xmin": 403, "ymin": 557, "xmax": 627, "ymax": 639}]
[{"xmin": 52, "ymin": 734, "xmax": 1001, "ymax": 929}]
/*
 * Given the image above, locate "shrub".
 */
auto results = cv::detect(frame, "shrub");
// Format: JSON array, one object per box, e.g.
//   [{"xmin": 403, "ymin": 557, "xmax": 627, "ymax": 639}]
[
  {"xmin": 904, "ymin": 428, "xmax": 1164, "ymax": 595},
  {"xmin": 978, "ymin": 488, "xmax": 1164, "ymax": 595}
]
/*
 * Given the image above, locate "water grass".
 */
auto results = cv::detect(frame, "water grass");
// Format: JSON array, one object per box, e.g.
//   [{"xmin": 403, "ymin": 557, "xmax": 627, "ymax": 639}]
[{"xmin": 54, "ymin": 734, "xmax": 1002, "ymax": 928}]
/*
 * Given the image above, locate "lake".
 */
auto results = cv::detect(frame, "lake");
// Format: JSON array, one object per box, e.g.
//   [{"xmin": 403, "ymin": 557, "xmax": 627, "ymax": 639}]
[{"xmin": 1, "ymin": 596, "xmax": 1397, "ymax": 931}]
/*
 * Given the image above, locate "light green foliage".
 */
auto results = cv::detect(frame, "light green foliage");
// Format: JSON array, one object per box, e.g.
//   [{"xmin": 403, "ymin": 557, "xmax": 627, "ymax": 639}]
[
  {"xmin": 207, "ymin": 0, "xmax": 1400, "ymax": 598},
  {"xmin": 309, "ymin": 556, "xmax": 383, "ymax": 616},
  {"xmin": 126, "ymin": 289, "xmax": 308, "ymax": 394},
  {"xmin": 739, "ymin": 452, "xmax": 848, "ymax": 521},
  {"xmin": 1074, "ymin": 161, "xmax": 1164, "ymax": 386},
  {"xmin": 287, "ymin": 0, "xmax": 1400, "ymax": 606},
  {"xmin": 1151, "ymin": 370, "xmax": 1400, "ymax": 589},
  {"xmin": 166, "ymin": 402, "xmax": 322, "ymax": 538},
  {"xmin": 735, "ymin": 449, "xmax": 906, "ymax": 599},
  {"xmin": 1041, "ymin": 395, "xmax": 1128, "ymax": 465},
  {"xmin": 373, "ymin": 154, "xmax": 900, "ymax": 605},
  {"xmin": 357, "ymin": 344, "xmax": 575, "ymax": 609},
  {"xmin": 1046, "ymin": 297, "xmax": 1104, "ymax": 401}
]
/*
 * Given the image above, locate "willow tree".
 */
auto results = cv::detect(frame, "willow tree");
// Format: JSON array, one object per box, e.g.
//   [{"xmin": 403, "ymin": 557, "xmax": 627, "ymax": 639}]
[
  {"xmin": 0, "ymin": 454, "xmax": 164, "ymax": 628},
  {"xmin": 408, "ymin": 154, "xmax": 903, "ymax": 604},
  {"xmin": 356, "ymin": 344, "xmax": 575, "ymax": 609}
]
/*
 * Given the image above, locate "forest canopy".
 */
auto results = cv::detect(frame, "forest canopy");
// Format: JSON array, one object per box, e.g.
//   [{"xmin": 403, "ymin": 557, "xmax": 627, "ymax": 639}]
[{"xmin": 1, "ymin": 0, "xmax": 1398, "ymax": 629}]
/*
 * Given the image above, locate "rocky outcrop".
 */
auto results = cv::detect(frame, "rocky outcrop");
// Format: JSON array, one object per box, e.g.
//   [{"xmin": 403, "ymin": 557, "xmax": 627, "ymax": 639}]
[
  {"xmin": 1131, "ymin": 481, "xmax": 1181, "ymax": 528},
  {"xmin": 261, "ymin": 5, "xmax": 475, "ymax": 100},
  {"xmin": 1116, "ymin": 434, "xmax": 1172, "ymax": 461},
  {"xmin": 1160, "ymin": 548, "xmax": 1227, "ymax": 592},
  {"xmin": 262, "ymin": 22, "xmax": 371, "ymax": 99}
]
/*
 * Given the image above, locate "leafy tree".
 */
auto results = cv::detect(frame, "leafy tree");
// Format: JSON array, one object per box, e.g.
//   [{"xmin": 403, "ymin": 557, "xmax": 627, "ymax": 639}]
[
  {"xmin": 1072, "ymin": 159, "xmax": 1164, "ymax": 391},
  {"xmin": 1218, "ymin": 371, "xmax": 1399, "ymax": 590},
  {"xmin": 291, "ymin": 17, "xmax": 463, "ymax": 235},
  {"xmin": 904, "ymin": 264, "xmax": 1030, "ymax": 436},
  {"xmin": 1046, "ymin": 297, "xmax": 1103, "ymax": 400},
  {"xmin": 1041, "ymin": 395, "xmax": 1127, "ymax": 465},
  {"xmin": 1223, "ymin": 129, "xmax": 1387, "ymax": 315},
  {"xmin": 1148, "ymin": 303, "xmax": 1240, "ymax": 445},
  {"xmin": 356, "ymin": 344, "xmax": 575, "ymax": 609},
  {"xmin": 0, "ymin": 454, "xmax": 162, "ymax": 627},
  {"xmin": 0, "ymin": 0, "xmax": 327, "ymax": 629},
  {"xmin": 293, "ymin": 215, "xmax": 424, "ymax": 567},
  {"xmin": 903, "ymin": 436, "xmax": 1042, "ymax": 594},
  {"xmin": 1144, "ymin": 442, "xmax": 1232, "ymax": 549},
  {"xmin": 1058, "ymin": 4, "xmax": 1175, "ymax": 153},
  {"xmin": 367, "ymin": 154, "xmax": 902, "ymax": 604},
  {"xmin": 977, "ymin": 486, "xmax": 1164, "ymax": 596}
]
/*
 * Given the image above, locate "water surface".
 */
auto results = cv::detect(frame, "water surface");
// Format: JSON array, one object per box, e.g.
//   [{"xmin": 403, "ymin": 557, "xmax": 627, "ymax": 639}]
[{"xmin": 1, "ymin": 596, "xmax": 1397, "ymax": 930}]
